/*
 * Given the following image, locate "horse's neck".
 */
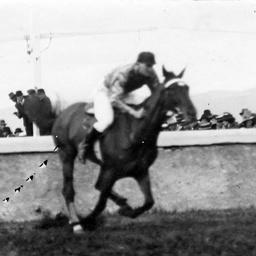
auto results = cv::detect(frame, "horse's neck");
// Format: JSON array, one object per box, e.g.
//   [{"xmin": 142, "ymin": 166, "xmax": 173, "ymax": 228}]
[{"xmin": 131, "ymin": 86, "xmax": 166, "ymax": 147}]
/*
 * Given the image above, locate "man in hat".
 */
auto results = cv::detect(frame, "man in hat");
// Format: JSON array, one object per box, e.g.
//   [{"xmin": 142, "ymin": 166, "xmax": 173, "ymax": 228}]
[
  {"xmin": 0, "ymin": 119, "xmax": 7, "ymax": 137},
  {"xmin": 37, "ymin": 88, "xmax": 52, "ymax": 114},
  {"xmin": 2, "ymin": 127, "xmax": 13, "ymax": 137},
  {"xmin": 35, "ymin": 88, "xmax": 54, "ymax": 135},
  {"xmin": 199, "ymin": 121, "xmax": 212, "ymax": 130},
  {"xmin": 239, "ymin": 108, "xmax": 251, "ymax": 121},
  {"xmin": 78, "ymin": 51, "xmax": 160, "ymax": 164},
  {"xmin": 8, "ymin": 92, "xmax": 19, "ymax": 116},
  {"xmin": 199, "ymin": 110, "xmax": 212, "ymax": 124},
  {"xmin": 239, "ymin": 116, "xmax": 256, "ymax": 128},
  {"xmin": 222, "ymin": 113, "xmax": 238, "ymax": 129},
  {"xmin": 0, "ymin": 120, "xmax": 13, "ymax": 137},
  {"xmin": 9, "ymin": 92, "xmax": 17, "ymax": 103},
  {"xmin": 15, "ymin": 90, "xmax": 33, "ymax": 136},
  {"xmin": 27, "ymin": 89, "xmax": 36, "ymax": 96},
  {"xmin": 14, "ymin": 128, "xmax": 24, "ymax": 136}
]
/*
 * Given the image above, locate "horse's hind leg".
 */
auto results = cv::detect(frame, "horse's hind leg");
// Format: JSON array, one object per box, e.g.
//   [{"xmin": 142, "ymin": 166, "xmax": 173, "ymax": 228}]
[
  {"xmin": 59, "ymin": 148, "xmax": 83, "ymax": 233},
  {"xmin": 118, "ymin": 171, "xmax": 154, "ymax": 218}
]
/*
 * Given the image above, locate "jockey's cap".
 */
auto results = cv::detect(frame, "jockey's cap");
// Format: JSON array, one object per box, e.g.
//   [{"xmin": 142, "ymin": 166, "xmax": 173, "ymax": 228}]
[{"xmin": 137, "ymin": 52, "xmax": 156, "ymax": 65}]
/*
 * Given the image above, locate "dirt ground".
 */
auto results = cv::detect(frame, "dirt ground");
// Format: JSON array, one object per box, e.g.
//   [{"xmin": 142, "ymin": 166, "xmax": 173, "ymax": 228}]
[
  {"xmin": 3, "ymin": 145, "xmax": 256, "ymax": 223},
  {"xmin": 1, "ymin": 208, "xmax": 256, "ymax": 256}
]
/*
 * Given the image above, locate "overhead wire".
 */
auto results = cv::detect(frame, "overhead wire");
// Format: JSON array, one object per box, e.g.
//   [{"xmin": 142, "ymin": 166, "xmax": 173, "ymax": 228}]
[{"xmin": 1, "ymin": 25, "xmax": 256, "ymax": 44}]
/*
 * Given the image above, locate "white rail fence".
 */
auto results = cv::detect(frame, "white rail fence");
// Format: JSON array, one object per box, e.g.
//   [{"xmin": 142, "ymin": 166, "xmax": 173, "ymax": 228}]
[{"xmin": 1, "ymin": 129, "xmax": 256, "ymax": 153}]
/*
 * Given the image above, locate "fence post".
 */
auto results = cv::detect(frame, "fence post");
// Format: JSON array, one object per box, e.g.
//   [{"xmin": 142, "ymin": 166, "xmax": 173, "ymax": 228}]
[{"xmin": 29, "ymin": 9, "xmax": 41, "ymax": 137}]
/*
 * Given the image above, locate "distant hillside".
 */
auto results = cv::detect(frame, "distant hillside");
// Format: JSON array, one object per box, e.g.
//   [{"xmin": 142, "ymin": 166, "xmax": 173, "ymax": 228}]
[{"xmin": 191, "ymin": 88, "xmax": 256, "ymax": 122}]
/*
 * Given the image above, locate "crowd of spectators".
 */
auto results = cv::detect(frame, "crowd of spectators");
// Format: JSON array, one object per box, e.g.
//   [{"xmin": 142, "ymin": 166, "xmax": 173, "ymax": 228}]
[
  {"xmin": 0, "ymin": 119, "xmax": 23, "ymax": 137},
  {"xmin": 2, "ymin": 89, "xmax": 256, "ymax": 137},
  {"xmin": 0, "ymin": 88, "xmax": 52, "ymax": 138},
  {"xmin": 161, "ymin": 108, "xmax": 256, "ymax": 131}
]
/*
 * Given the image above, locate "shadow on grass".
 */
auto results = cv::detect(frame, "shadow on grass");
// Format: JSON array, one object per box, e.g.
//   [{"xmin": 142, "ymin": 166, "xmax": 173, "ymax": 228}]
[{"xmin": 1, "ymin": 207, "xmax": 256, "ymax": 256}]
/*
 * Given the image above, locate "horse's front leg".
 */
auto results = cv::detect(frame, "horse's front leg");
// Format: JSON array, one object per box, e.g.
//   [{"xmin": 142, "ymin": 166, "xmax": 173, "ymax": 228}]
[
  {"xmin": 118, "ymin": 171, "xmax": 154, "ymax": 218},
  {"xmin": 108, "ymin": 190, "xmax": 129, "ymax": 207},
  {"xmin": 80, "ymin": 168, "xmax": 116, "ymax": 230},
  {"xmin": 95, "ymin": 167, "xmax": 129, "ymax": 207}
]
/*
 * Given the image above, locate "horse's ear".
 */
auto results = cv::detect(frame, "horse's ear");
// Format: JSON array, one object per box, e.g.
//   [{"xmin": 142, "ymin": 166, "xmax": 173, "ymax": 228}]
[
  {"xmin": 162, "ymin": 65, "xmax": 168, "ymax": 77},
  {"xmin": 178, "ymin": 68, "xmax": 186, "ymax": 78}
]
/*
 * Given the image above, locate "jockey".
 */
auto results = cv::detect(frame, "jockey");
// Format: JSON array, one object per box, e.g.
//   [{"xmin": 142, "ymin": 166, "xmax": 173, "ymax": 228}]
[{"xmin": 78, "ymin": 51, "xmax": 160, "ymax": 164}]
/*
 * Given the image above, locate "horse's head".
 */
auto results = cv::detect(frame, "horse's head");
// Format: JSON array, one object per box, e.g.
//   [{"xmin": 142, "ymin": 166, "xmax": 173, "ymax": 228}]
[{"xmin": 162, "ymin": 66, "xmax": 197, "ymax": 123}]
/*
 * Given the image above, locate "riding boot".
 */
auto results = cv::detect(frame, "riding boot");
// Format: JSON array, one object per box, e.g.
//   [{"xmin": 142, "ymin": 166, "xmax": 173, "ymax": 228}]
[{"xmin": 78, "ymin": 128, "xmax": 101, "ymax": 164}]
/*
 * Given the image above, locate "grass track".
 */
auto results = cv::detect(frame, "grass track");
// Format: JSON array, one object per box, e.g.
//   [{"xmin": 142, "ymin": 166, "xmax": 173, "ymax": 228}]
[{"xmin": 1, "ymin": 208, "xmax": 256, "ymax": 256}]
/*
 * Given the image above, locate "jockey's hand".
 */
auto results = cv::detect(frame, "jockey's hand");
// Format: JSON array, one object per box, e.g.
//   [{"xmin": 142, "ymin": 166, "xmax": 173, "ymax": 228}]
[{"xmin": 132, "ymin": 108, "xmax": 146, "ymax": 119}]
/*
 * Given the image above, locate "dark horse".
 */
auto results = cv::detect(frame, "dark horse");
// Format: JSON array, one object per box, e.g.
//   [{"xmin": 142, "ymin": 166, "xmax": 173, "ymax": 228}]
[{"xmin": 52, "ymin": 67, "xmax": 197, "ymax": 234}]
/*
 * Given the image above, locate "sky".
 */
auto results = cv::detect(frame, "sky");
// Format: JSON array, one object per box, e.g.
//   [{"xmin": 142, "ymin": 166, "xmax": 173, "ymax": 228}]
[{"xmin": 1, "ymin": 0, "xmax": 256, "ymax": 130}]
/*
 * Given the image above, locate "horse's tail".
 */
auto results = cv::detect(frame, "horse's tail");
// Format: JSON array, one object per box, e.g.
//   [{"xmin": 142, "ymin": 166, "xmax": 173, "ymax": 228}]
[{"xmin": 47, "ymin": 91, "xmax": 69, "ymax": 117}]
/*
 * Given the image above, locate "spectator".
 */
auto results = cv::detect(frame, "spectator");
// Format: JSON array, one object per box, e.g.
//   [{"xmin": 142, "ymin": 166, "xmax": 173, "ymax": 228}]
[
  {"xmin": 36, "ymin": 88, "xmax": 55, "ymax": 135},
  {"xmin": 187, "ymin": 120, "xmax": 200, "ymax": 130},
  {"xmin": 37, "ymin": 89, "xmax": 49, "ymax": 101},
  {"xmin": 175, "ymin": 113, "xmax": 184, "ymax": 131},
  {"xmin": 180, "ymin": 119, "xmax": 190, "ymax": 131},
  {"xmin": 215, "ymin": 115, "xmax": 224, "ymax": 129},
  {"xmin": 240, "ymin": 116, "xmax": 256, "ymax": 128},
  {"xmin": 9, "ymin": 92, "xmax": 17, "ymax": 103},
  {"xmin": 222, "ymin": 113, "xmax": 239, "ymax": 129},
  {"xmin": 199, "ymin": 112, "xmax": 211, "ymax": 124},
  {"xmin": 0, "ymin": 119, "xmax": 6, "ymax": 137},
  {"xmin": 239, "ymin": 108, "xmax": 252, "ymax": 121},
  {"xmin": 2, "ymin": 127, "xmax": 13, "ymax": 137},
  {"xmin": 199, "ymin": 121, "xmax": 212, "ymax": 130},
  {"xmin": 8, "ymin": 92, "xmax": 20, "ymax": 118},
  {"xmin": 0, "ymin": 120, "xmax": 12, "ymax": 137},
  {"xmin": 15, "ymin": 90, "xmax": 33, "ymax": 136},
  {"xmin": 161, "ymin": 108, "xmax": 256, "ymax": 131},
  {"xmin": 27, "ymin": 89, "xmax": 36, "ymax": 97},
  {"xmin": 14, "ymin": 128, "xmax": 24, "ymax": 136},
  {"xmin": 210, "ymin": 115, "xmax": 218, "ymax": 129}
]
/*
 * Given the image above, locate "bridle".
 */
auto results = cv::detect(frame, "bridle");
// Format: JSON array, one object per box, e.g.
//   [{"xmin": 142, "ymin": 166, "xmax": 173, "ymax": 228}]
[{"xmin": 164, "ymin": 78, "xmax": 186, "ymax": 88}]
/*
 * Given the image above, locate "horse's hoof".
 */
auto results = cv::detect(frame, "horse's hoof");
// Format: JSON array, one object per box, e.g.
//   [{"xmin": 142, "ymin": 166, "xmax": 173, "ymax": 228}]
[
  {"xmin": 70, "ymin": 223, "xmax": 84, "ymax": 234},
  {"xmin": 118, "ymin": 205, "xmax": 134, "ymax": 217},
  {"xmin": 80, "ymin": 216, "xmax": 98, "ymax": 231},
  {"xmin": 73, "ymin": 224, "xmax": 84, "ymax": 234}
]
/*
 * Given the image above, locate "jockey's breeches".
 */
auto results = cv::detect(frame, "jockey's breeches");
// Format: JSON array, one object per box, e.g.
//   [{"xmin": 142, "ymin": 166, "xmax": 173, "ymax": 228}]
[{"xmin": 93, "ymin": 88, "xmax": 114, "ymax": 133}]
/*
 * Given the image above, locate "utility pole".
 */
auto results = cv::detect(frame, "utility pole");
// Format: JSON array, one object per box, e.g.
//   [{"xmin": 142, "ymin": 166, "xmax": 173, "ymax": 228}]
[{"xmin": 29, "ymin": 9, "xmax": 41, "ymax": 137}]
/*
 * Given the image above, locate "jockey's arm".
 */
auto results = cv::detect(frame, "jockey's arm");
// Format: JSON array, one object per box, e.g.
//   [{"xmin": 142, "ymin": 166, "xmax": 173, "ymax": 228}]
[
  {"xmin": 109, "ymin": 74, "xmax": 144, "ymax": 119},
  {"xmin": 111, "ymin": 98, "xmax": 143, "ymax": 118},
  {"xmin": 145, "ymin": 69, "xmax": 160, "ymax": 93}
]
